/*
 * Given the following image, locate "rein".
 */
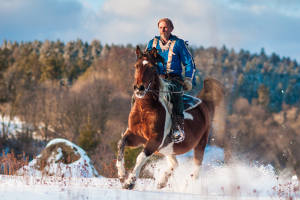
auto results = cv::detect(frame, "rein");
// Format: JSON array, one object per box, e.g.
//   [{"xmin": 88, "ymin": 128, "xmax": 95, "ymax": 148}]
[{"xmin": 143, "ymin": 81, "xmax": 184, "ymax": 98}]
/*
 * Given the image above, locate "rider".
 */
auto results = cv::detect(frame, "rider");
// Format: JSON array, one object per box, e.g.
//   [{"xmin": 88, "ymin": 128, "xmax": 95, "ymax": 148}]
[{"xmin": 146, "ymin": 18, "xmax": 196, "ymax": 143}]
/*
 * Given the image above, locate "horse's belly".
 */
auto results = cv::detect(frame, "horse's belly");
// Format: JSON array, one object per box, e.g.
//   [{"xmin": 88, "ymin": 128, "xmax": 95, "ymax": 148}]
[
  {"xmin": 158, "ymin": 141, "xmax": 198, "ymax": 156},
  {"xmin": 173, "ymin": 143, "xmax": 197, "ymax": 155}
]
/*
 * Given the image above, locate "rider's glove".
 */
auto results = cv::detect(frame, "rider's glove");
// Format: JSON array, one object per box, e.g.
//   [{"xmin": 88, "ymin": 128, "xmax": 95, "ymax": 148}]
[{"xmin": 183, "ymin": 77, "xmax": 192, "ymax": 91}]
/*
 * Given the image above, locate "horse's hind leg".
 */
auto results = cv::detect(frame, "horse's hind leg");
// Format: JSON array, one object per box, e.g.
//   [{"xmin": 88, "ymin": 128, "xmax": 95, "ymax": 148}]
[
  {"xmin": 157, "ymin": 155, "xmax": 178, "ymax": 189},
  {"xmin": 192, "ymin": 130, "xmax": 209, "ymax": 179},
  {"xmin": 116, "ymin": 129, "xmax": 145, "ymax": 182}
]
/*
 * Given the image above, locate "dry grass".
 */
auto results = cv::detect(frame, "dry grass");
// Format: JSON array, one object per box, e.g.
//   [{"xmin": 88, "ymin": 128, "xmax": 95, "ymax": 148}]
[{"xmin": 0, "ymin": 151, "xmax": 29, "ymax": 175}]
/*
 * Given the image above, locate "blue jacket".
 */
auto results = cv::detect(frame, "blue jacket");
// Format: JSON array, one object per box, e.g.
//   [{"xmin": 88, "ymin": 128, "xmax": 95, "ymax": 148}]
[{"xmin": 146, "ymin": 34, "xmax": 195, "ymax": 79}]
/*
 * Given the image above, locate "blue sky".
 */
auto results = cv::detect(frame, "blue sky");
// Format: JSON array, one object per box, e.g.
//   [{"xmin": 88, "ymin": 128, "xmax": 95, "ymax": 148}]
[{"xmin": 0, "ymin": 0, "xmax": 299, "ymax": 61}]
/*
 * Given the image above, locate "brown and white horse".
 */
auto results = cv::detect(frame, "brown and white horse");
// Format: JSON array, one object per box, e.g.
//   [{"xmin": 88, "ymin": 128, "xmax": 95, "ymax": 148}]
[{"xmin": 116, "ymin": 46, "xmax": 225, "ymax": 189}]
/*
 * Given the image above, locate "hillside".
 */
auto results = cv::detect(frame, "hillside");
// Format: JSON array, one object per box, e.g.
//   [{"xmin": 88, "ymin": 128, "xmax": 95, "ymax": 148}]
[{"xmin": 0, "ymin": 39, "xmax": 299, "ymax": 178}]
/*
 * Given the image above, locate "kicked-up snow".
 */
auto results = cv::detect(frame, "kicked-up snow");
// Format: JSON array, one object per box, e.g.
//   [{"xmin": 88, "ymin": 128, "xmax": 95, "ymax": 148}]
[{"xmin": 1, "ymin": 145, "xmax": 299, "ymax": 200}]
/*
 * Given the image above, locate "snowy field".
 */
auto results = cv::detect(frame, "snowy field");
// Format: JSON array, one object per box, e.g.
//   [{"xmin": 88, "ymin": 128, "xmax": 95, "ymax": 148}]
[
  {"xmin": 1, "ymin": 116, "xmax": 298, "ymax": 199},
  {"xmin": 1, "ymin": 146, "xmax": 299, "ymax": 200}
]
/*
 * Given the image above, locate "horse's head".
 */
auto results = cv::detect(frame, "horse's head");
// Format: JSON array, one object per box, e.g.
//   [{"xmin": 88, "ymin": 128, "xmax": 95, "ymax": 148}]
[{"xmin": 133, "ymin": 46, "xmax": 163, "ymax": 99}]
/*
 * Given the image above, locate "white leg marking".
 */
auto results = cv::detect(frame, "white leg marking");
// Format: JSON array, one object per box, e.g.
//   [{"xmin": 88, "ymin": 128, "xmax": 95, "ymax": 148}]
[
  {"xmin": 158, "ymin": 155, "xmax": 178, "ymax": 188},
  {"xmin": 166, "ymin": 155, "xmax": 178, "ymax": 170},
  {"xmin": 116, "ymin": 158, "xmax": 125, "ymax": 178},
  {"xmin": 125, "ymin": 151, "xmax": 149, "ymax": 185},
  {"xmin": 132, "ymin": 151, "xmax": 148, "ymax": 177},
  {"xmin": 191, "ymin": 164, "xmax": 202, "ymax": 180}
]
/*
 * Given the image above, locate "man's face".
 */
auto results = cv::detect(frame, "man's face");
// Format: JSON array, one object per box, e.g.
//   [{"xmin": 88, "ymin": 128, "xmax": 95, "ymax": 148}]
[{"xmin": 158, "ymin": 21, "xmax": 172, "ymax": 41}]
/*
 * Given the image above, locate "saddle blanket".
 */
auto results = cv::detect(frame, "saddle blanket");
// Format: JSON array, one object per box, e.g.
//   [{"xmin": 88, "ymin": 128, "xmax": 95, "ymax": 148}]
[{"xmin": 183, "ymin": 94, "xmax": 202, "ymax": 111}]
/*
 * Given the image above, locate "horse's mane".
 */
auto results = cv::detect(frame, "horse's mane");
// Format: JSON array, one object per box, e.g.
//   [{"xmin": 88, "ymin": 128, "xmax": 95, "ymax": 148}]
[
  {"xmin": 145, "ymin": 48, "xmax": 175, "ymax": 103},
  {"xmin": 158, "ymin": 77, "xmax": 173, "ymax": 109}
]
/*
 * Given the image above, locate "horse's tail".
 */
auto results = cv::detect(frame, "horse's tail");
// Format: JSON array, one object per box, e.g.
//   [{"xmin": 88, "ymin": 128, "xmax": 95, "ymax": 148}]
[{"xmin": 197, "ymin": 77, "xmax": 226, "ymax": 140}]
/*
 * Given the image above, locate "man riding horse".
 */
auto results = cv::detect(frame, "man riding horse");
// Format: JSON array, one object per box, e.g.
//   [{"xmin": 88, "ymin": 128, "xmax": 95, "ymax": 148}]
[
  {"xmin": 117, "ymin": 44, "xmax": 225, "ymax": 190},
  {"xmin": 146, "ymin": 18, "xmax": 196, "ymax": 143}
]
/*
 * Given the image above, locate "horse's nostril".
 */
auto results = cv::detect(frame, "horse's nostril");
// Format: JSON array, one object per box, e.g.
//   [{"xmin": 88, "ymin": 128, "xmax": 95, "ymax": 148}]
[
  {"xmin": 139, "ymin": 85, "xmax": 145, "ymax": 91},
  {"xmin": 134, "ymin": 85, "xmax": 137, "ymax": 90}
]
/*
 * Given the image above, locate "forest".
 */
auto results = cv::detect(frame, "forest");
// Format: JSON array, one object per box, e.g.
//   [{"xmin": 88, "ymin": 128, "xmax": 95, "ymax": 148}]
[{"xmin": 0, "ymin": 39, "xmax": 299, "ymax": 177}]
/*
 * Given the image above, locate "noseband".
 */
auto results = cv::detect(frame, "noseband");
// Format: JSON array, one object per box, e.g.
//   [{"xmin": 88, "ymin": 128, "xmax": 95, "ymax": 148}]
[{"xmin": 135, "ymin": 81, "xmax": 153, "ymax": 99}]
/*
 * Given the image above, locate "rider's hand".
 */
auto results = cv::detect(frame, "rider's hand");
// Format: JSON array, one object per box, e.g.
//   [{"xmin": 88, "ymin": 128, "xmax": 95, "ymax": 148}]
[{"xmin": 183, "ymin": 77, "xmax": 192, "ymax": 91}]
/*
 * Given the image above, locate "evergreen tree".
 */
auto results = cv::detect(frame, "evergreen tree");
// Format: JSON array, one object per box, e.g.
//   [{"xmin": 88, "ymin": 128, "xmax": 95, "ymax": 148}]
[{"xmin": 78, "ymin": 116, "xmax": 99, "ymax": 155}]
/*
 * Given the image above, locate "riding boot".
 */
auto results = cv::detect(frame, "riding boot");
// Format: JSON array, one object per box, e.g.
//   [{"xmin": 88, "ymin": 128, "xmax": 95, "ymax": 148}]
[{"xmin": 172, "ymin": 114, "xmax": 185, "ymax": 143}]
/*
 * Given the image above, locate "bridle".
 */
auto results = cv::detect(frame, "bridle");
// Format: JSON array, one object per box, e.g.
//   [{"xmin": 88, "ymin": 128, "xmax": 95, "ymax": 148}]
[
  {"xmin": 135, "ymin": 79, "xmax": 183, "ymax": 100},
  {"xmin": 134, "ymin": 53, "xmax": 183, "ymax": 99}
]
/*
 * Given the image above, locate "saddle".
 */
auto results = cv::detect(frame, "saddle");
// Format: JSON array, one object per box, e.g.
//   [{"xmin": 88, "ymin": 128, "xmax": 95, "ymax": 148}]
[
  {"xmin": 183, "ymin": 94, "xmax": 202, "ymax": 111},
  {"xmin": 160, "ymin": 78, "xmax": 201, "ymax": 112}
]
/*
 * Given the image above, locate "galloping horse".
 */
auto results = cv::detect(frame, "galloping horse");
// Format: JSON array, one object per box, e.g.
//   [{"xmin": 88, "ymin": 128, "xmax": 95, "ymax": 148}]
[{"xmin": 116, "ymin": 46, "xmax": 225, "ymax": 190}]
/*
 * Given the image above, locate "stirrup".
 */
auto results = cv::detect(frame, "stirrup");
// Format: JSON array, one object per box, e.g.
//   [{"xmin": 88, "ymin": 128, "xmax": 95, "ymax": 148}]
[{"xmin": 172, "ymin": 126, "xmax": 185, "ymax": 143}]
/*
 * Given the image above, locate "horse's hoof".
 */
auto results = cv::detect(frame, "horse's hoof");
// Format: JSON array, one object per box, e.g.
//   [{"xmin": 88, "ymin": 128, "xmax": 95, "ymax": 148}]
[
  {"xmin": 123, "ymin": 182, "xmax": 135, "ymax": 190},
  {"xmin": 157, "ymin": 183, "xmax": 166, "ymax": 189},
  {"xmin": 157, "ymin": 180, "xmax": 168, "ymax": 189},
  {"xmin": 122, "ymin": 176, "xmax": 136, "ymax": 190}
]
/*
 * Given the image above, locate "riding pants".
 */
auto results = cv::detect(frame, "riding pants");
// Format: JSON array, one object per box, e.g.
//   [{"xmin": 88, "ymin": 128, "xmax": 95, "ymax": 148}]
[{"xmin": 167, "ymin": 75, "xmax": 184, "ymax": 118}]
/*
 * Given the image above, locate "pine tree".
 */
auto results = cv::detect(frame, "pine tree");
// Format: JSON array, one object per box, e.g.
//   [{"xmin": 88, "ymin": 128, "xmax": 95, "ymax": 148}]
[{"xmin": 78, "ymin": 116, "xmax": 99, "ymax": 155}]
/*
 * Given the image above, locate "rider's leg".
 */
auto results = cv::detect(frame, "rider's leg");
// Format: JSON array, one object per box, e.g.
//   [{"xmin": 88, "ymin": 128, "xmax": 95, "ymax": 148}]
[{"xmin": 170, "ymin": 80, "xmax": 185, "ymax": 142}]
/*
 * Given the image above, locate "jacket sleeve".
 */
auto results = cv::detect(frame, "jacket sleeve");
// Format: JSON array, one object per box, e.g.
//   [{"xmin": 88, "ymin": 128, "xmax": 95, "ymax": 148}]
[{"xmin": 177, "ymin": 39, "xmax": 195, "ymax": 78}]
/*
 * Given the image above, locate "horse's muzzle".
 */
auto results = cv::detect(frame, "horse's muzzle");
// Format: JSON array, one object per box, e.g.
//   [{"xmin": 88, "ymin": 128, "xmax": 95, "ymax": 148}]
[{"xmin": 134, "ymin": 84, "xmax": 146, "ymax": 99}]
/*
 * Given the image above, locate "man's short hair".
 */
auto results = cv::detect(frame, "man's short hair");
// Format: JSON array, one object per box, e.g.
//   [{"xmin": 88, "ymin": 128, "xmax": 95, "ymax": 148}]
[{"xmin": 157, "ymin": 18, "xmax": 174, "ymax": 30}]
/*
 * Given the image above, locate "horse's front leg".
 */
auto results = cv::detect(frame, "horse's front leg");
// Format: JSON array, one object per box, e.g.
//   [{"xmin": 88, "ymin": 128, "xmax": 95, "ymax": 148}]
[
  {"xmin": 123, "ymin": 150, "xmax": 149, "ymax": 189},
  {"xmin": 116, "ymin": 129, "xmax": 145, "ymax": 183},
  {"xmin": 116, "ymin": 130, "xmax": 128, "ymax": 182},
  {"xmin": 123, "ymin": 137, "xmax": 161, "ymax": 190}
]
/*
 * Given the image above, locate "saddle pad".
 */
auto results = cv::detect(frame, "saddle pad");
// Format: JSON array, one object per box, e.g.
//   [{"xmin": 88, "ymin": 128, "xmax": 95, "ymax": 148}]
[{"xmin": 183, "ymin": 94, "xmax": 202, "ymax": 111}]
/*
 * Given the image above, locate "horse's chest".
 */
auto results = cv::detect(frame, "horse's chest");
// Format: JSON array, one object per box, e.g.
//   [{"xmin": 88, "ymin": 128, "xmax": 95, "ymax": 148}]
[
  {"xmin": 139, "ymin": 112, "xmax": 159, "ymax": 129},
  {"xmin": 130, "ymin": 110, "xmax": 163, "ymax": 134}
]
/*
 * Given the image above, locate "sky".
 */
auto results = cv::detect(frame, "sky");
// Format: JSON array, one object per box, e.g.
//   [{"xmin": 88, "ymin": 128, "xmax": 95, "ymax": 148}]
[{"xmin": 0, "ymin": 0, "xmax": 299, "ymax": 61}]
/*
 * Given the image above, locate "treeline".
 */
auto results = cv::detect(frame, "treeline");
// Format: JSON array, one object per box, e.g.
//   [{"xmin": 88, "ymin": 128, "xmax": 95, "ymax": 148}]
[
  {"xmin": 1, "ymin": 40, "xmax": 299, "ymax": 111},
  {"xmin": 193, "ymin": 46, "xmax": 300, "ymax": 112},
  {"xmin": 0, "ymin": 39, "xmax": 299, "ymax": 177}
]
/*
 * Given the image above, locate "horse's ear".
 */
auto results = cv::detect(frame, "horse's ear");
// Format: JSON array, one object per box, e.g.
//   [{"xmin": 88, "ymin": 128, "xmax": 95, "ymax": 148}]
[
  {"xmin": 150, "ymin": 47, "xmax": 158, "ymax": 58},
  {"xmin": 150, "ymin": 47, "xmax": 164, "ymax": 64},
  {"xmin": 136, "ymin": 46, "xmax": 142, "ymax": 59}
]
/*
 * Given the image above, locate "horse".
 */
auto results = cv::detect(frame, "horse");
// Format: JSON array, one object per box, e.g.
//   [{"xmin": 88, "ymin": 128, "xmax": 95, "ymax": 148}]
[{"xmin": 116, "ymin": 46, "xmax": 225, "ymax": 190}]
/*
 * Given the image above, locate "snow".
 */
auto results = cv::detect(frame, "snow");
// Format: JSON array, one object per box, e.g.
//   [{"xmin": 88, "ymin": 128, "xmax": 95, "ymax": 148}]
[
  {"xmin": 17, "ymin": 138, "xmax": 99, "ymax": 178},
  {"xmin": 1, "ymin": 145, "xmax": 299, "ymax": 200},
  {"xmin": 0, "ymin": 115, "xmax": 56, "ymax": 140},
  {"xmin": 0, "ymin": 116, "xmax": 24, "ymax": 137}
]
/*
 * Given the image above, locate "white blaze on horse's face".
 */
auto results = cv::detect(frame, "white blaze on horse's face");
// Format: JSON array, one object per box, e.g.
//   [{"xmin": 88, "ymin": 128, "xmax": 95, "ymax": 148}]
[
  {"xmin": 134, "ymin": 59, "xmax": 151, "ymax": 99},
  {"xmin": 142, "ymin": 60, "xmax": 149, "ymax": 66}
]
